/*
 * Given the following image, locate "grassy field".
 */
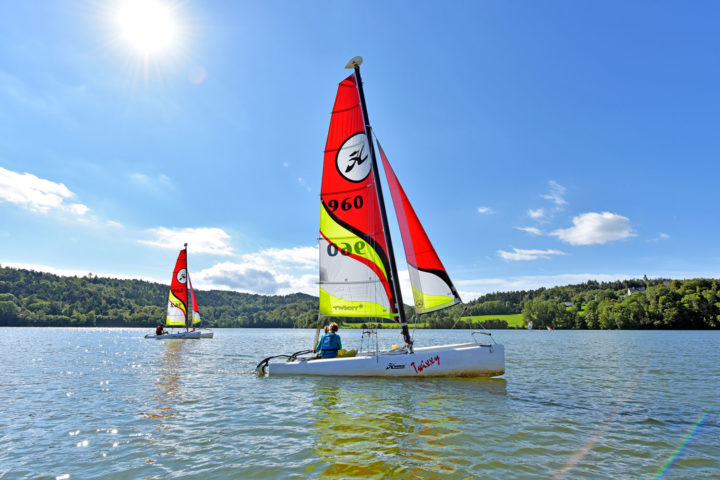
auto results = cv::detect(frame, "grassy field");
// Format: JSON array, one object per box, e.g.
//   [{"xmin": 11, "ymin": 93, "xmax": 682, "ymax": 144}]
[
  {"xmin": 339, "ymin": 313, "xmax": 525, "ymax": 329},
  {"xmin": 462, "ymin": 314, "xmax": 525, "ymax": 328}
]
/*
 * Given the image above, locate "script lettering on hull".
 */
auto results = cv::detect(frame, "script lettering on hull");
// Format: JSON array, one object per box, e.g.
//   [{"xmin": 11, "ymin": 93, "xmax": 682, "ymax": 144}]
[{"xmin": 410, "ymin": 355, "xmax": 440, "ymax": 374}]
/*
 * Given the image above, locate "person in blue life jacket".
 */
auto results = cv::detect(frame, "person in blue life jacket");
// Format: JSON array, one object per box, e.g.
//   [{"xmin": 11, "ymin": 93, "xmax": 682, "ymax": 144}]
[
  {"xmin": 316, "ymin": 322, "xmax": 342, "ymax": 359},
  {"xmin": 314, "ymin": 325, "xmax": 329, "ymax": 356}
]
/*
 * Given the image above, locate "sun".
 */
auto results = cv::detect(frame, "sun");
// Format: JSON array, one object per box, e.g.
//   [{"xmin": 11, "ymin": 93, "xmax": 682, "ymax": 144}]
[{"xmin": 116, "ymin": 0, "xmax": 177, "ymax": 55}]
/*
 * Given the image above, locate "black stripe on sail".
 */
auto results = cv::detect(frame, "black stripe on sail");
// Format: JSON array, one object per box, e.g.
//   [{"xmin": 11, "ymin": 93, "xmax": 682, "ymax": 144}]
[
  {"xmin": 169, "ymin": 291, "xmax": 187, "ymax": 314},
  {"xmin": 411, "ymin": 263, "xmax": 462, "ymax": 301},
  {"xmin": 321, "ymin": 200, "xmax": 395, "ymax": 305}
]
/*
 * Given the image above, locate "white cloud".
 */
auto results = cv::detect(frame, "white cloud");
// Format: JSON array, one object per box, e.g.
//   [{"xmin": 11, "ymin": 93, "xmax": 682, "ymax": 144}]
[
  {"xmin": 528, "ymin": 208, "xmax": 545, "ymax": 219},
  {"xmin": 141, "ymin": 227, "xmax": 234, "ymax": 255},
  {"xmin": 515, "ymin": 226, "xmax": 542, "ymax": 235},
  {"xmin": 193, "ymin": 246, "xmax": 319, "ymax": 295},
  {"xmin": 194, "ymin": 262, "xmax": 291, "ymax": 294},
  {"xmin": 541, "ymin": 180, "xmax": 567, "ymax": 206},
  {"xmin": 0, "ymin": 165, "xmax": 90, "ymax": 217},
  {"xmin": 647, "ymin": 232, "xmax": 671, "ymax": 243},
  {"xmin": 551, "ymin": 212, "xmax": 635, "ymax": 246},
  {"xmin": 477, "ymin": 206, "xmax": 494, "ymax": 215},
  {"xmin": 497, "ymin": 248, "xmax": 567, "ymax": 261},
  {"xmin": 129, "ymin": 172, "xmax": 173, "ymax": 189},
  {"xmin": 239, "ymin": 246, "xmax": 317, "ymax": 271},
  {"xmin": 67, "ymin": 203, "xmax": 90, "ymax": 216}
]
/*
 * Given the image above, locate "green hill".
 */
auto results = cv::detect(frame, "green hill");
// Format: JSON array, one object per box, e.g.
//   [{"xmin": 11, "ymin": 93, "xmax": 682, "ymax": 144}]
[
  {"xmin": 0, "ymin": 266, "xmax": 317, "ymax": 328},
  {"xmin": 1, "ymin": 265, "xmax": 718, "ymax": 329}
]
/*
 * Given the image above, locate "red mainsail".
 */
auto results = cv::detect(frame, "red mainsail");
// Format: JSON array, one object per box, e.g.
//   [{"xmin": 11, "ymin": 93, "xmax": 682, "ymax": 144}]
[
  {"xmin": 318, "ymin": 74, "xmax": 397, "ymax": 319},
  {"xmin": 166, "ymin": 249, "xmax": 189, "ymax": 326},
  {"xmin": 166, "ymin": 248, "xmax": 201, "ymax": 326}
]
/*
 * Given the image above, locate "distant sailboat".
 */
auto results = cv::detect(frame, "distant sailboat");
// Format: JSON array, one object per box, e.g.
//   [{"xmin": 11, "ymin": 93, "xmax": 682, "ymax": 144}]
[
  {"xmin": 257, "ymin": 57, "xmax": 504, "ymax": 377},
  {"xmin": 528, "ymin": 321, "xmax": 534, "ymax": 330},
  {"xmin": 145, "ymin": 244, "xmax": 212, "ymax": 339}
]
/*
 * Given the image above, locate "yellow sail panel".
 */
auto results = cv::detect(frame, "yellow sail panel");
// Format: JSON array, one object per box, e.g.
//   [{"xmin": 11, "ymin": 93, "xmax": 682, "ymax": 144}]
[
  {"xmin": 319, "ymin": 234, "xmax": 394, "ymax": 319},
  {"xmin": 166, "ymin": 291, "xmax": 187, "ymax": 327},
  {"xmin": 319, "ymin": 287, "xmax": 396, "ymax": 319},
  {"xmin": 408, "ymin": 265, "xmax": 461, "ymax": 314},
  {"xmin": 411, "ymin": 285, "xmax": 457, "ymax": 314},
  {"xmin": 320, "ymin": 204, "xmax": 388, "ymax": 280}
]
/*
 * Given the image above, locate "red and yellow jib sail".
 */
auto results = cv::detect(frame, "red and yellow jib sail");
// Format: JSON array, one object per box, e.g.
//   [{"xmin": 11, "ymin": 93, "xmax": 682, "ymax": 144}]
[
  {"xmin": 319, "ymin": 74, "xmax": 397, "ymax": 320},
  {"xmin": 166, "ymin": 248, "xmax": 201, "ymax": 327},
  {"xmin": 378, "ymin": 142, "xmax": 462, "ymax": 314}
]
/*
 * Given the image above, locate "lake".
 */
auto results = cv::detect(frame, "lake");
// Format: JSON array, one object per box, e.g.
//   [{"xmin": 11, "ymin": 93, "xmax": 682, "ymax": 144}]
[{"xmin": 1, "ymin": 328, "xmax": 718, "ymax": 479}]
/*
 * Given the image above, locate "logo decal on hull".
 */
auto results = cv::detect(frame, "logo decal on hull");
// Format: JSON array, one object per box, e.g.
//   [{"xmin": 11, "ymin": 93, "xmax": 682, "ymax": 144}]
[{"xmin": 386, "ymin": 363, "xmax": 405, "ymax": 370}]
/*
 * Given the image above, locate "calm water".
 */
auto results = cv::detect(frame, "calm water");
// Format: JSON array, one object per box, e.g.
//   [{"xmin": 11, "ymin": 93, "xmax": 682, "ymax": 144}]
[{"xmin": 1, "ymin": 328, "xmax": 718, "ymax": 479}]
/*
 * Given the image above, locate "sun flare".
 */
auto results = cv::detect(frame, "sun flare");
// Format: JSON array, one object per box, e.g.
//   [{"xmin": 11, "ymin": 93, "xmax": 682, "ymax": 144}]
[{"xmin": 116, "ymin": 0, "xmax": 177, "ymax": 55}]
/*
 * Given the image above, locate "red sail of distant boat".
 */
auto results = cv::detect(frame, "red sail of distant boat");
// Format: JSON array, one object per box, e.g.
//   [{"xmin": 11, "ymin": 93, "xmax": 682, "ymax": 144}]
[
  {"xmin": 166, "ymin": 248, "xmax": 200, "ymax": 327},
  {"xmin": 318, "ymin": 74, "xmax": 398, "ymax": 320},
  {"xmin": 378, "ymin": 141, "xmax": 461, "ymax": 314},
  {"xmin": 187, "ymin": 275, "xmax": 200, "ymax": 324}
]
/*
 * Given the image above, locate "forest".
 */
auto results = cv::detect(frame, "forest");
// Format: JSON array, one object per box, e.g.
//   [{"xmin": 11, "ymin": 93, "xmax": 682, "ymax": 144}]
[
  {"xmin": 0, "ymin": 266, "xmax": 718, "ymax": 329},
  {"xmin": 0, "ymin": 266, "xmax": 316, "ymax": 328}
]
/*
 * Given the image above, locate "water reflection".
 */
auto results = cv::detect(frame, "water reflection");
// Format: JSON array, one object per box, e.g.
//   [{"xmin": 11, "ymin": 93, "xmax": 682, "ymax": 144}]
[
  {"xmin": 309, "ymin": 377, "xmax": 507, "ymax": 478},
  {"xmin": 146, "ymin": 340, "xmax": 186, "ymax": 420}
]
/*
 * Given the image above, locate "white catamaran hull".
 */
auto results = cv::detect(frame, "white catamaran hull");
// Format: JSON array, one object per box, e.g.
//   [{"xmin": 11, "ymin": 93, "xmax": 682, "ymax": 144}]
[
  {"xmin": 145, "ymin": 331, "xmax": 213, "ymax": 339},
  {"xmin": 267, "ymin": 342, "xmax": 504, "ymax": 377}
]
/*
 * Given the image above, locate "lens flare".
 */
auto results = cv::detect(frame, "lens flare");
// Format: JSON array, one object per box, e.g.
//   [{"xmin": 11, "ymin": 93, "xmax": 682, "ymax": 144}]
[{"xmin": 653, "ymin": 410, "xmax": 708, "ymax": 479}]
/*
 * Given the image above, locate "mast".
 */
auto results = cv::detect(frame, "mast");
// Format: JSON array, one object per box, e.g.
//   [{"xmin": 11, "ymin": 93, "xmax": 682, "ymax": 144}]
[
  {"xmin": 348, "ymin": 57, "xmax": 413, "ymax": 350},
  {"xmin": 184, "ymin": 242, "xmax": 189, "ymax": 332}
]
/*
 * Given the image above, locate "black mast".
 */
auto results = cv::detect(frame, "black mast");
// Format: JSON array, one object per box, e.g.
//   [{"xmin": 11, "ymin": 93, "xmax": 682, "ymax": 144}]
[
  {"xmin": 184, "ymin": 242, "xmax": 189, "ymax": 332},
  {"xmin": 348, "ymin": 57, "xmax": 413, "ymax": 350}
]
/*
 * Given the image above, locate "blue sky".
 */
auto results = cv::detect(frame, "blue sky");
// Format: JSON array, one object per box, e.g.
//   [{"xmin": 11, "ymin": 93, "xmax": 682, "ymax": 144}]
[{"xmin": 1, "ymin": 0, "xmax": 718, "ymax": 300}]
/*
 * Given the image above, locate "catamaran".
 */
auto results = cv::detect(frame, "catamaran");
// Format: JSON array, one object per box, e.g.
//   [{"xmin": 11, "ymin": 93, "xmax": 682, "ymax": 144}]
[
  {"xmin": 145, "ymin": 244, "xmax": 213, "ymax": 339},
  {"xmin": 256, "ymin": 57, "xmax": 503, "ymax": 376}
]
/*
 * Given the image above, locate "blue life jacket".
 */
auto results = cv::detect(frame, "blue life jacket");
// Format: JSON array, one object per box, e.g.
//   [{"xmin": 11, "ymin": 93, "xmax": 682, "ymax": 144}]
[{"xmin": 320, "ymin": 332, "xmax": 341, "ymax": 358}]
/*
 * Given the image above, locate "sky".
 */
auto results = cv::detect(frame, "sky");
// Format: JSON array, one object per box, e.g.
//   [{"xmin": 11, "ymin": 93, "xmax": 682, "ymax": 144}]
[{"xmin": 0, "ymin": 0, "xmax": 719, "ymax": 301}]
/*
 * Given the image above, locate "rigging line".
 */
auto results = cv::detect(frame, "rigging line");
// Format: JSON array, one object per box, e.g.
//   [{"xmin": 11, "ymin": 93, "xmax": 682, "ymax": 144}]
[{"xmin": 449, "ymin": 304, "xmax": 470, "ymax": 330}]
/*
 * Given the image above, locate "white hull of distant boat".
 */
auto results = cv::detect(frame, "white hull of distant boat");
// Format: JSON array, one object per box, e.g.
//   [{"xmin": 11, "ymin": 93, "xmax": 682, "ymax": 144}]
[
  {"xmin": 145, "ymin": 331, "xmax": 213, "ymax": 339},
  {"xmin": 267, "ymin": 343, "xmax": 504, "ymax": 377}
]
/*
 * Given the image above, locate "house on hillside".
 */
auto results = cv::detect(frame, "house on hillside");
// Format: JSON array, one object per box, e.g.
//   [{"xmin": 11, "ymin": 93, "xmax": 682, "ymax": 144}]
[{"xmin": 624, "ymin": 286, "xmax": 646, "ymax": 297}]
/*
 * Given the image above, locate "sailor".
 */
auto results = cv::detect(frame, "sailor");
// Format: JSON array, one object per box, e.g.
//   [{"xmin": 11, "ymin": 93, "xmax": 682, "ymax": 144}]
[
  {"xmin": 315, "ymin": 325, "xmax": 329, "ymax": 355},
  {"xmin": 155, "ymin": 324, "xmax": 166, "ymax": 336},
  {"xmin": 316, "ymin": 322, "xmax": 342, "ymax": 359}
]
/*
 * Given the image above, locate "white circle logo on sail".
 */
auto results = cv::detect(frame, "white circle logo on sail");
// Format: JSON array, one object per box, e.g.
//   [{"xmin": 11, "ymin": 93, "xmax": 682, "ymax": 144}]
[
  {"xmin": 336, "ymin": 132, "xmax": 372, "ymax": 183},
  {"xmin": 176, "ymin": 268, "xmax": 187, "ymax": 284}
]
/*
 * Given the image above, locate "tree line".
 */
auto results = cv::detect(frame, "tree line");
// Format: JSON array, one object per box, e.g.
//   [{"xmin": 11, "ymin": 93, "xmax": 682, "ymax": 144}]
[
  {"xmin": 0, "ymin": 266, "xmax": 717, "ymax": 329},
  {"xmin": 414, "ymin": 278, "xmax": 720, "ymax": 329},
  {"xmin": 0, "ymin": 266, "xmax": 316, "ymax": 328}
]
